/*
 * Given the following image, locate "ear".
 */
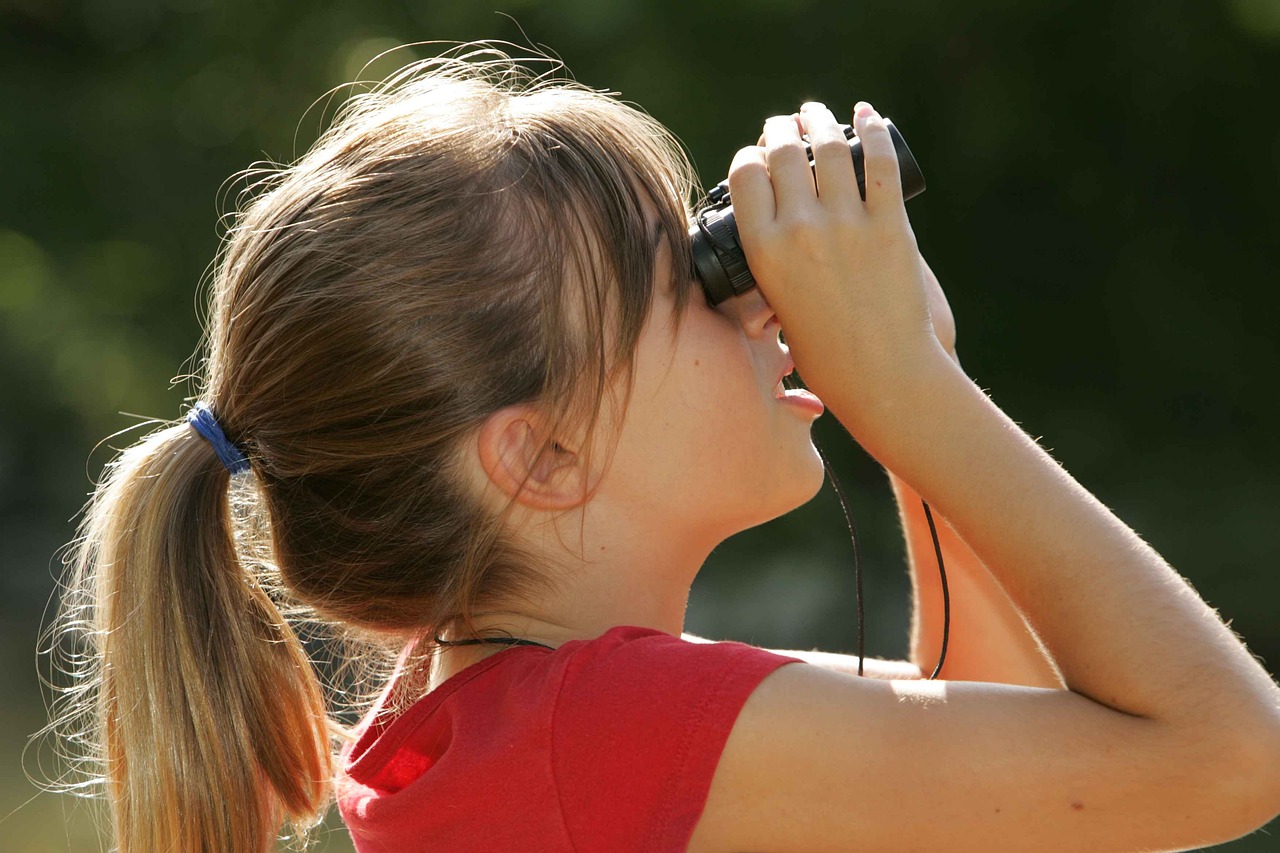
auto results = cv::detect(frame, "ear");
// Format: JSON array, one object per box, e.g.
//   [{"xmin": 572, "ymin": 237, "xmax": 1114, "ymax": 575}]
[{"xmin": 473, "ymin": 405, "xmax": 588, "ymax": 511}]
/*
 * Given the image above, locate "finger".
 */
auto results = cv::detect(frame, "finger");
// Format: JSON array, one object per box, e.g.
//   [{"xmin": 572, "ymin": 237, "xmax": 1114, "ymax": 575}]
[
  {"xmin": 799, "ymin": 102, "xmax": 862, "ymax": 212},
  {"xmin": 756, "ymin": 114, "xmax": 803, "ymax": 146},
  {"xmin": 762, "ymin": 113, "xmax": 817, "ymax": 215},
  {"xmin": 853, "ymin": 101, "xmax": 904, "ymax": 215},
  {"xmin": 728, "ymin": 144, "xmax": 775, "ymax": 228}
]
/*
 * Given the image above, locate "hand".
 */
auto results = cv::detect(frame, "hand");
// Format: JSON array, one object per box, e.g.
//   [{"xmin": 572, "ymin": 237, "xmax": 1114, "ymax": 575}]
[
  {"xmin": 731, "ymin": 101, "xmax": 948, "ymax": 408},
  {"xmin": 754, "ymin": 118, "xmax": 958, "ymax": 364}
]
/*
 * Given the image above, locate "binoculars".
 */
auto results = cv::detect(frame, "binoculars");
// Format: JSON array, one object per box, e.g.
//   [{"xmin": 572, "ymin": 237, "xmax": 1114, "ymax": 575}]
[{"xmin": 689, "ymin": 120, "xmax": 926, "ymax": 306}]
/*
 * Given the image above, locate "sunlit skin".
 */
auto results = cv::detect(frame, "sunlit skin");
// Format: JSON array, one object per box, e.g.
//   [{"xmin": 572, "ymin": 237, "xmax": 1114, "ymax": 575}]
[
  {"xmin": 431, "ymin": 201, "xmax": 826, "ymax": 689},
  {"xmin": 429, "ymin": 112, "xmax": 974, "ymax": 691}
]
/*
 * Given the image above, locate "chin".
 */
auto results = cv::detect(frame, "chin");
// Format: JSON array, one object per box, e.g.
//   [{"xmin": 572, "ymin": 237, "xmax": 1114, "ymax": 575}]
[
  {"xmin": 779, "ymin": 435, "xmax": 827, "ymax": 503},
  {"xmin": 792, "ymin": 443, "xmax": 828, "ymax": 506},
  {"xmin": 742, "ymin": 448, "xmax": 828, "ymax": 530}
]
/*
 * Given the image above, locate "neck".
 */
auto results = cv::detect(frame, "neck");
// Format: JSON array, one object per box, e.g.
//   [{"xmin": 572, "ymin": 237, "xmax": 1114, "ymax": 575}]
[
  {"xmin": 423, "ymin": 467, "xmax": 751, "ymax": 691},
  {"xmin": 427, "ymin": 510, "xmax": 725, "ymax": 689}
]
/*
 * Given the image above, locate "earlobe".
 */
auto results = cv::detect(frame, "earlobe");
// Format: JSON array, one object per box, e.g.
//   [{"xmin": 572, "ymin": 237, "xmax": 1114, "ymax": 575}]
[{"xmin": 475, "ymin": 407, "xmax": 587, "ymax": 511}]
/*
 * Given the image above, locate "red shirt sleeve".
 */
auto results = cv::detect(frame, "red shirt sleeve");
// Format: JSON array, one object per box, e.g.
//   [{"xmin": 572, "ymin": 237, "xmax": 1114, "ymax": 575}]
[{"xmin": 551, "ymin": 626, "xmax": 803, "ymax": 851}]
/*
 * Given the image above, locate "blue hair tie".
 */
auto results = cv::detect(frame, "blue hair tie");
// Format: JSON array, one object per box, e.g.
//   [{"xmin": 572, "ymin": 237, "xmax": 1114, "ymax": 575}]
[{"xmin": 186, "ymin": 402, "xmax": 251, "ymax": 476}]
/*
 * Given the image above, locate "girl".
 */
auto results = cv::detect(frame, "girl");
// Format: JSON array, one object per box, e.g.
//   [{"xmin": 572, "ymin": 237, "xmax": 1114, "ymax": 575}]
[{"xmin": 49, "ymin": 45, "xmax": 1280, "ymax": 852}]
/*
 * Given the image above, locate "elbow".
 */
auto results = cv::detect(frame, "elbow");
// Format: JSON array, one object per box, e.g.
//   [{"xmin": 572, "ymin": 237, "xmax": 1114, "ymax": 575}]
[
  {"xmin": 1194, "ymin": 715, "xmax": 1280, "ymax": 842},
  {"xmin": 1243, "ymin": 712, "xmax": 1280, "ymax": 824},
  {"xmin": 1143, "ymin": 698, "xmax": 1280, "ymax": 847},
  {"xmin": 1234, "ymin": 695, "xmax": 1280, "ymax": 820}
]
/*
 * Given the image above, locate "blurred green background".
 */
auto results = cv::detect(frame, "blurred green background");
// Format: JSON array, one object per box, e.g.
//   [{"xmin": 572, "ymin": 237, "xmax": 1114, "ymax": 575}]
[{"xmin": 3, "ymin": 0, "xmax": 1278, "ymax": 849}]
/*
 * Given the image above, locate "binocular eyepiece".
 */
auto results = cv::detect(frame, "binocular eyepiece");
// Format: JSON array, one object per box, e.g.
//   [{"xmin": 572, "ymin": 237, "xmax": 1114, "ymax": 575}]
[{"xmin": 689, "ymin": 120, "xmax": 926, "ymax": 306}]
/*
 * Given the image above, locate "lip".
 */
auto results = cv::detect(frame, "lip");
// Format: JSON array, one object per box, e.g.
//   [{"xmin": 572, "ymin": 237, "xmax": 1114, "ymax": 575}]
[
  {"xmin": 773, "ymin": 355, "xmax": 796, "ymax": 396},
  {"xmin": 770, "ymin": 352, "xmax": 825, "ymax": 416}
]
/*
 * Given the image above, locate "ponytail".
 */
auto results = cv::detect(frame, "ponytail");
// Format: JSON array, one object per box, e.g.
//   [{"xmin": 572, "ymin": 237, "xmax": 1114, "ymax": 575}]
[
  {"xmin": 60, "ymin": 418, "xmax": 331, "ymax": 852},
  {"xmin": 42, "ymin": 46, "xmax": 711, "ymax": 850}
]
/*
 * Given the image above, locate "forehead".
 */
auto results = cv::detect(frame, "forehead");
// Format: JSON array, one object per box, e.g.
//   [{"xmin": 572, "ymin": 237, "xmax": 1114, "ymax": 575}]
[{"xmin": 572, "ymin": 171, "xmax": 696, "ymax": 360}]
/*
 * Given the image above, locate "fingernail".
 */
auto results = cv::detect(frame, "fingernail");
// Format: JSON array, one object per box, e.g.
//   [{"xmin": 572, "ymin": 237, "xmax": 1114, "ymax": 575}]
[
  {"xmin": 801, "ymin": 101, "xmax": 827, "ymax": 112},
  {"xmin": 855, "ymin": 101, "xmax": 875, "ymax": 120}
]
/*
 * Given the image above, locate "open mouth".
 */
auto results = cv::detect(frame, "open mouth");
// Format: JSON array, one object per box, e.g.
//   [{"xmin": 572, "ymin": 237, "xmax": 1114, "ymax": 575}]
[{"xmin": 773, "ymin": 356, "xmax": 795, "ymax": 398}]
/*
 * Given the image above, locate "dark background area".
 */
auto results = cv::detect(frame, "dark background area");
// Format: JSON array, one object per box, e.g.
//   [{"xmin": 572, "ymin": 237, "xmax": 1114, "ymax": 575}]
[{"xmin": 2, "ymin": 0, "xmax": 1277, "ymax": 849}]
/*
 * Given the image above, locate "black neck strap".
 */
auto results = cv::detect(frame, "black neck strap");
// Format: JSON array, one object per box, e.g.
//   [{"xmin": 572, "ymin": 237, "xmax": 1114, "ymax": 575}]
[{"xmin": 433, "ymin": 634, "xmax": 555, "ymax": 651}]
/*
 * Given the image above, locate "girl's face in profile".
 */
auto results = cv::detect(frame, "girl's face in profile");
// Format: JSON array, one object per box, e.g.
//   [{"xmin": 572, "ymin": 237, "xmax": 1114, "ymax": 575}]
[{"xmin": 596, "ymin": 200, "xmax": 827, "ymax": 544}]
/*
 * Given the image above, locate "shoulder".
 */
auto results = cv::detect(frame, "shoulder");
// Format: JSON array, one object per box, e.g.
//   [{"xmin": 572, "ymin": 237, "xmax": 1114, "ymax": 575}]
[
  {"xmin": 555, "ymin": 625, "xmax": 803, "ymax": 730},
  {"xmin": 562, "ymin": 624, "xmax": 798, "ymax": 676},
  {"xmin": 555, "ymin": 625, "xmax": 803, "ymax": 744},
  {"xmin": 551, "ymin": 625, "xmax": 803, "ymax": 849}
]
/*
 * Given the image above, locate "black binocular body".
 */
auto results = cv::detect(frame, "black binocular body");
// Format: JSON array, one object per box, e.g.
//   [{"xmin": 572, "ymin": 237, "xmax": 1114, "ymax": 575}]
[{"xmin": 689, "ymin": 120, "xmax": 926, "ymax": 306}]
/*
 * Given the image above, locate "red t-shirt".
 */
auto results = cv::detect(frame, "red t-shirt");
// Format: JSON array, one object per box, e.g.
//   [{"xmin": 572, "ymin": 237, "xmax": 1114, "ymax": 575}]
[{"xmin": 336, "ymin": 624, "xmax": 803, "ymax": 851}]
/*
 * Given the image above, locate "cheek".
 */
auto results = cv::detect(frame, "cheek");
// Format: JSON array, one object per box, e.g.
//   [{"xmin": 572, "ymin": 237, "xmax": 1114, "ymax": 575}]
[
  {"xmin": 626, "ymin": 308, "xmax": 768, "ymax": 477},
  {"xmin": 684, "ymin": 335, "xmax": 775, "ymax": 482},
  {"xmin": 685, "ymin": 312, "xmax": 759, "ymax": 395}
]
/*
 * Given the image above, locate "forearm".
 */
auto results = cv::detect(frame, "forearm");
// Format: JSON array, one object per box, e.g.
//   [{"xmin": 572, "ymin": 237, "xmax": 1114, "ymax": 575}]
[
  {"xmin": 835, "ymin": 354, "xmax": 1280, "ymax": 743},
  {"xmin": 890, "ymin": 471, "xmax": 1064, "ymax": 688}
]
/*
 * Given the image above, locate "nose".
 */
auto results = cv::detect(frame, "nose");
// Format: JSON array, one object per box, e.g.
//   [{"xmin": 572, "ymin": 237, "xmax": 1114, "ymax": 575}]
[{"xmin": 716, "ymin": 287, "xmax": 777, "ymax": 339}]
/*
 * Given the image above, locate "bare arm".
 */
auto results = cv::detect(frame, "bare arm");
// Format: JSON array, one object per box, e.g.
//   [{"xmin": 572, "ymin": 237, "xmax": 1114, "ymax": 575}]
[
  {"xmin": 682, "ymin": 465, "xmax": 1069, "ymax": 689},
  {"xmin": 698, "ymin": 465, "xmax": 1070, "ymax": 688},
  {"xmin": 841, "ymin": 353, "xmax": 1280, "ymax": 739},
  {"xmin": 690, "ymin": 102, "xmax": 1280, "ymax": 851},
  {"xmin": 739, "ymin": 103, "xmax": 1280, "ymax": 744},
  {"xmin": 889, "ymin": 259, "xmax": 1063, "ymax": 688},
  {"xmin": 891, "ymin": 471, "xmax": 1063, "ymax": 688},
  {"xmin": 696, "ymin": 322, "xmax": 1280, "ymax": 850}
]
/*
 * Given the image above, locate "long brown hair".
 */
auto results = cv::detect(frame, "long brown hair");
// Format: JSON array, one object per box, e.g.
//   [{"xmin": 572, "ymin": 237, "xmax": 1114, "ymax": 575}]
[{"xmin": 43, "ymin": 43, "xmax": 702, "ymax": 852}]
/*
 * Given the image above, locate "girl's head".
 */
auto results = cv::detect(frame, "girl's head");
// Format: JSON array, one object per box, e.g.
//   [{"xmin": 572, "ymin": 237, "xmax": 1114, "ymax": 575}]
[
  {"xmin": 209, "ymin": 47, "xmax": 703, "ymax": 636},
  {"xmin": 47, "ymin": 43, "xmax": 824, "ymax": 851}
]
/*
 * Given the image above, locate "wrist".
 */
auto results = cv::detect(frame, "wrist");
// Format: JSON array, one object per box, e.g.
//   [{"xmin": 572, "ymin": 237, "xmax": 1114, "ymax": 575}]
[{"xmin": 821, "ymin": 339, "xmax": 964, "ymax": 456}]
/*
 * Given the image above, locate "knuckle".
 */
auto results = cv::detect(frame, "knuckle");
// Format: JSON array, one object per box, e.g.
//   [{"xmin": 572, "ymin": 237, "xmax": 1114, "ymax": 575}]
[
  {"xmin": 812, "ymin": 136, "xmax": 850, "ymax": 160},
  {"xmin": 777, "ymin": 210, "xmax": 815, "ymax": 232},
  {"xmin": 728, "ymin": 155, "xmax": 766, "ymax": 183},
  {"xmin": 827, "ymin": 202, "xmax": 862, "ymax": 225},
  {"xmin": 730, "ymin": 146, "xmax": 763, "ymax": 169},
  {"xmin": 777, "ymin": 214, "xmax": 826, "ymax": 250},
  {"xmin": 859, "ymin": 132, "xmax": 892, "ymax": 160},
  {"xmin": 859, "ymin": 114, "xmax": 888, "ymax": 135},
  {"xmin": 861, "ymin": 141, "xmax": 891, "ymax": 165},
  {"xmin": 765, "ymin": 139, "xmax": 807, "ymax": 162}
]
